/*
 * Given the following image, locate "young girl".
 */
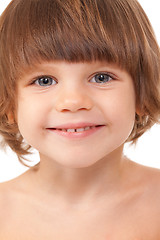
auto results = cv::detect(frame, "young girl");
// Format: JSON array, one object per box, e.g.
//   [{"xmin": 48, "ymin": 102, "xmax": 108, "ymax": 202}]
[{"xmin": 0, "ymin": 0, "xmax": 160, "ymax": 239}]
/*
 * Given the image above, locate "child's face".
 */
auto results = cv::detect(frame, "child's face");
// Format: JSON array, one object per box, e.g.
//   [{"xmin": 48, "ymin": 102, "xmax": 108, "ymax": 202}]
[{"xmin": 16, "ymin": 61, "xmax": 136, "ymax": 168}]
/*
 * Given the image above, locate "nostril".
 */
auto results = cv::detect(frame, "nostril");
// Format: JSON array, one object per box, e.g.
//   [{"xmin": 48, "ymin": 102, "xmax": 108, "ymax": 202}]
[{"xmin": 55, "ymin": 96, "xmax": 93, "ymax": 113}]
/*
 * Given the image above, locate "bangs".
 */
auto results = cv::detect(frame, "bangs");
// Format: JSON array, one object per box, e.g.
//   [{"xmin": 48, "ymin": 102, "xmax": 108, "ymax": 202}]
[{"xmin": 1, "ymin": 0, "xmax": 146, "ymax": 77}]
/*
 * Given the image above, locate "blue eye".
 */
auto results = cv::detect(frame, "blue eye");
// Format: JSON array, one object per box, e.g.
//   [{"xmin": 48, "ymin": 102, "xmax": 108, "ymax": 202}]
[
  {"xmin": 91, "ymin": 73, "xmax": 113, "ymax": 84},
  {"xmin": 34, "ymin": 76, "xmax": 56, "ymax": 86}
]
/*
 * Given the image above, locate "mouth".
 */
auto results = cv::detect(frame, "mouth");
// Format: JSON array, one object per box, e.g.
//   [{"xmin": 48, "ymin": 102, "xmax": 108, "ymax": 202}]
[
  {"xmin": 48, "ymin": 125, "xmax": 103, "ymax": 132},
  {"xmin": 46, "ymin": 125, "xmax": 105, "ymax": 139}
]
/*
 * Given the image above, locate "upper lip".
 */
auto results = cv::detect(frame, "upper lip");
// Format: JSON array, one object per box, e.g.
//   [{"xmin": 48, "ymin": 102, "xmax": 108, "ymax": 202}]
[{"xmin": 47, "ymin": 122, "xmax": 105, "ymax": 129}]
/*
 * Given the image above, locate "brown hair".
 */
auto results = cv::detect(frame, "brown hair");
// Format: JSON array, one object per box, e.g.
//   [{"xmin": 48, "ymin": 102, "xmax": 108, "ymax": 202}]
[{"xmin": 0, "ymin": 0, "xmax": 160, "ymax": 166}]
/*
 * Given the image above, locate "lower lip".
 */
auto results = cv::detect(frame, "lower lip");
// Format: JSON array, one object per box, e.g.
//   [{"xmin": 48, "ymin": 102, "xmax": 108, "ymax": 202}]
[{"xmin": 46, "ymin": 126, "xmax": 105, "ymax": 139}]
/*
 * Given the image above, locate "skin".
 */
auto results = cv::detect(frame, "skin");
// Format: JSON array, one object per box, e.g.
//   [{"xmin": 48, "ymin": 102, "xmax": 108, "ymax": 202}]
[{"xmin": 0, "ymin": 61, "xmax": 160, "ymax": 239}]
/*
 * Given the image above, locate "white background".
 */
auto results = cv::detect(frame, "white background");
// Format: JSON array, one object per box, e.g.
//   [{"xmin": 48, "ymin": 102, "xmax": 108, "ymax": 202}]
[{"xmin": 0, "ymin": 0, "xmax": 160, "ymax": 182}]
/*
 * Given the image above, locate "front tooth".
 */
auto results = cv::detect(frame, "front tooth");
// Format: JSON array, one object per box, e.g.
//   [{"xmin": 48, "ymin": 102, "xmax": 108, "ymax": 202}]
[
  {"xmin": 84, "ymin": 126, "xmax": 90, "ymax": 131},
  {"xmin": 66, "ymin": 129, "xmax": 76, "ymax": 132},
  {"xmin": 65, "ymin": 126, "xmax": 92, "ymax": 133},
  {"xmin": 76, "ymin": 127, "xmax": 85, "ymax": 132}
]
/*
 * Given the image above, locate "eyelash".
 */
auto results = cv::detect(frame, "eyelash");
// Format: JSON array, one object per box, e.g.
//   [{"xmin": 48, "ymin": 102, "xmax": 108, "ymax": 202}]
[
  {"xmin": 33, "ymin": 76, "xmax": 56, "ymax": 87},
  {"xmin": 31, "ymin": 73, "xmax": 115, "ymax": 87}
]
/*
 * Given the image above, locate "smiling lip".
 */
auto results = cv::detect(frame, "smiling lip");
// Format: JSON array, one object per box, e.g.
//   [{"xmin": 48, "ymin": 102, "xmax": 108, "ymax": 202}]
[
  {"xmin": 46, "ymin": 123, "xmax": 105, "ymax": 139},
  {"xmin": 48, "ymin": 122, "xmax": 103, "ymax": 129}
]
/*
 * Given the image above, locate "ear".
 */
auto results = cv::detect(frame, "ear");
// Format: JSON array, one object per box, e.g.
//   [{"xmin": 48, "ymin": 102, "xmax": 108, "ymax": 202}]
[
  {"xmin": 7, "ymin": 111, "xmax": 15, "ymax": 124},
  {"xmin": 136, "ymin": 105, "xmax": 144, "ymax": 117}
]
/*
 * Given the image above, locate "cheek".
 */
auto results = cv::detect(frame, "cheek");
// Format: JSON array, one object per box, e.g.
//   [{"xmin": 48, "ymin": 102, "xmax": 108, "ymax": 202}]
[
  {"xmin": 17, "ymin": 96, "xmax": 45, "ymax": 135},
  {"xmin": 114, "ymin": 92, "xmax": 136, "ymax": 138},
  {"xmin": 100, "ymin": 87, "xmax": 135, "ymax": 111},
  {"xmin": 97, "ymin": 87, "xmax": 136, "ymax": 132}
]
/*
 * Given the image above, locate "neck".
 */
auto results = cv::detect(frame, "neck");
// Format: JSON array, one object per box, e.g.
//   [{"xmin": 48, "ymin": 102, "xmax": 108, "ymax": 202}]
[{"xmin": 30, "ymin": 145, "xmax": 128, "ymax": 206}]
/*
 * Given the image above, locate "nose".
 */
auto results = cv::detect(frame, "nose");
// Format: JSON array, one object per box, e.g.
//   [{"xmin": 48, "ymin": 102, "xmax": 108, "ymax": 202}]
[{"xmin": 55, "ymin": 88, "xmax": 93, "ymax": 113}]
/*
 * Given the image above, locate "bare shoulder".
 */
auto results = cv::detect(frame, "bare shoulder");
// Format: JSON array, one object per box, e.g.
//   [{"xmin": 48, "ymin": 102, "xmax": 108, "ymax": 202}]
[
  {"xmin": 135, "ymin": 162, "xmax": 160, "ymax": 190},
  {"xmin": 129, "ymin": 160, "xmax": 160, "ymax": 221},
  {"xmin": 140, "ymin": 165, "xmax": 160, "ymax": 233},
  {"xmin": 0, "ymin": 177, "xmax": 22, "ymax": 215},
  {"xmin": 0, "ymin": 171, "xmax": 35, "ymax": 240},
  {"xmin": 144, "ymin": 165, "xmax": 160, "ymax": 203},
  {"xmin": 129, "ymin": 160, "xmax": 160, "ymax": 198},
  {"xmin": 121, "ymin": 160, "xmax": 160, "ymax": 238},
  {"xmin": 0, "ymin": 180, "xmax": 17, "ymax": 235},
  {"xmin": 0, "ymin": 170, "xmax": 34, "ymax": 224},
  {"xmin": 0, "ymin": 179, "xmax": 17, "ymax": 207}
]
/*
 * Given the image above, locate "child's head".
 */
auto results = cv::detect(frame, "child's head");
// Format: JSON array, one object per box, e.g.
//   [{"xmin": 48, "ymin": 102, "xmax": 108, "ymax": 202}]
[{"xmin": 0, "ymin": 0, "xmax": 160, "ymax": 165}]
